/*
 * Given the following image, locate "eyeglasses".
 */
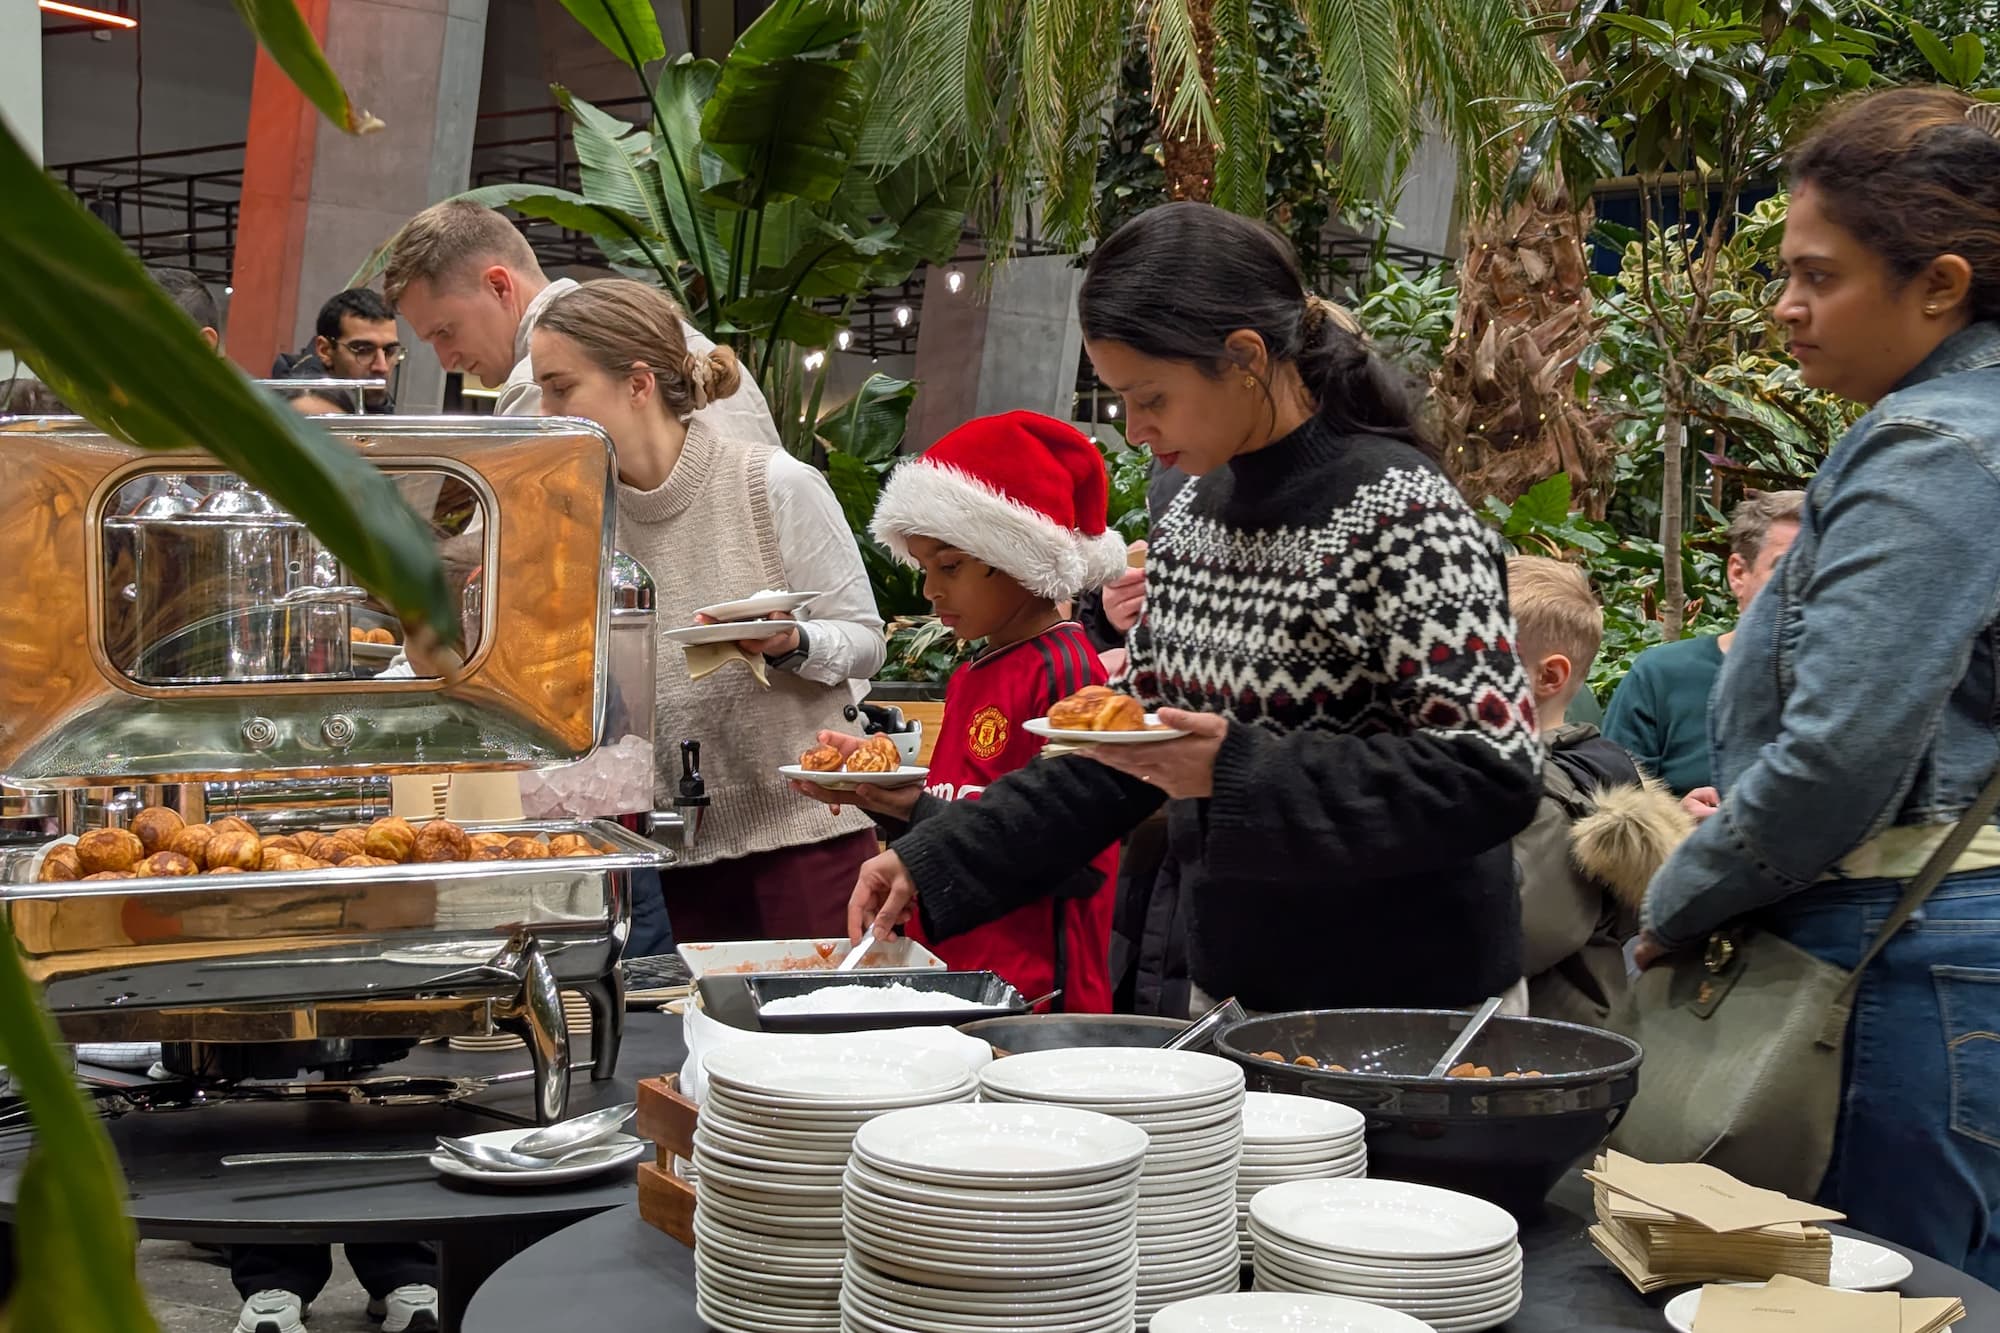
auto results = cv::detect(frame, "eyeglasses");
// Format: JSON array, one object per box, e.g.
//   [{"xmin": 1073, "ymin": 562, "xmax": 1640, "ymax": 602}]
[{"xmin": 341, "ymin": 340, "xmax": 407, "ymax": 364}]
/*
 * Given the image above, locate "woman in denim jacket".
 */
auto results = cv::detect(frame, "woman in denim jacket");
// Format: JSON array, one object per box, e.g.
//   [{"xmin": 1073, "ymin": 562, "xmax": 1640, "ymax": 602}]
[{"xmin": 1636, "ymin": 87, "xmax": 2000, "ymax": 1281}]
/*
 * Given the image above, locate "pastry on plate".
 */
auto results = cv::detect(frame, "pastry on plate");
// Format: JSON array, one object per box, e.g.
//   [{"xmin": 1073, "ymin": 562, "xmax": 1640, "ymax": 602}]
[
  {"xmin": 412, "ymin": 818, "xmax": 471, "ymax": 863},
  {"xmin": 129, "ymin": 806, "xmax": 185, "ymax": 856},
  {"xmin": 1047, "ymin": 684, "xmax": 1147, "ymax": 732},
  {"xmin": 205, "ymin": 830, "xmax": 263, "ymax": 871},
  {"xmin": 843, "ymin": 735, "xmax": 901, "ymax": 774},
  {"xmin": 547, "ymin": 833, "xmax": 599, "ymax": 857},
  {"xmin": 137, "ymin": 851, "xmax": 198, "ymax": 878},
  {"xmin": 168, "ymin": 824, "xmax": 217, "ymax": 868},
  {"xmin": 798, "ymin": 744, "xmax": 844, "ymax": 773},
  {"xmin": 364, "ymin": 816, "xmax": 417, "ymax": 863},
  {"xmin": 38, "ymin": 845, "xmax": 82, "ymax": 882}
]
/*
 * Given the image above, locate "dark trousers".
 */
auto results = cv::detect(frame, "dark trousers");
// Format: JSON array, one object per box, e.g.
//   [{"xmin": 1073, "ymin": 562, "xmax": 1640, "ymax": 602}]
[
  {"xmin": 660, "ymin": 830, "xmax": 877, "ymax": 942},
  {"xmin": 627, "ymin": 866, "xmax": 676, "ymax": 957},
  {"xmin": 229, "ymin": 1242, "xmax": 435, "ymax": 1303}
]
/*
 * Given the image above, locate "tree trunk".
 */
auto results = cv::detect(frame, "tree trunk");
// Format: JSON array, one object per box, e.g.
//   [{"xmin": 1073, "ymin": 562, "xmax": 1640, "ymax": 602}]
[
  {"xmin": 1433, "ymin": 183, "xmax": 1610, "ymax": 516},
  {"xmin": 1659, "ymin": 398, "xmax": 1686, "ymax": 641},
  {"xmin": 1154, "ymin": 0, "xmax": 1219, "ymax": 202}
]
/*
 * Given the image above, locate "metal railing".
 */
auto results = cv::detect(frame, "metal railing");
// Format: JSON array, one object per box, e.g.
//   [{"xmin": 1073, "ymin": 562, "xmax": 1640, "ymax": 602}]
[{"xmin": 52, "ymin": 140, "xmax": 246, "ymax": 285}]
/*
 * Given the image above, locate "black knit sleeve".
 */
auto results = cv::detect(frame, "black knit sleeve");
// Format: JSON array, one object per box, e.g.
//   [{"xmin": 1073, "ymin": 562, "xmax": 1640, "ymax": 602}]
[
  {"xmin": 1203, "ymin": 487, "xmax": 1542, "ymax": 879},
  {"xmin": 896, "ymin": 756, "xmax": 1165, "ymax": 940}
]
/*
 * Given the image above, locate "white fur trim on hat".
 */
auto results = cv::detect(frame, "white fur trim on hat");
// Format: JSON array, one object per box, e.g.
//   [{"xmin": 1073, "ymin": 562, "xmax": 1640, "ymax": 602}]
[
  {"xmin": 872, "ymin": 460, "xmax": 1090, "ymax": 600},
  {"xmin": 1078, "ymin": 528, "xmax": 1129, "ymax": 591}
]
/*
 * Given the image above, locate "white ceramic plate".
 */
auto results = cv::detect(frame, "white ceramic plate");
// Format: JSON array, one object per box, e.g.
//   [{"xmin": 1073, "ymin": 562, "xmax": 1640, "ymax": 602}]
[
  {"xmin": 1251, "ymin": 1227, "xmax": 1519, "ymax": 1280},
  {"xmin": 427, "ymin": 1128, "xmax": 644, "ymax": 1186},
  {"xmin": 1250, "ymin": 1179, "xmax": 1518, "ymax": 1261},
  {"xmin": 846, "ymin": 1157, "xmax": 1141, "ymax": 1213},
  {"xmin": 663, "ymin": 621, "xmax": 800, "ymax": 647},
  {"xmin": 1152, "ymin": 1292, "xmax": 1433, "ymax": 1333},
  {"xmin": 852, "ymin": 1096, "xmax": 1152, "ymax": 1176},
  {"xmin": 704, "ymin": 1037, "xmax": 976, "ymax": 1103},
  {"xmin": 1832, "ymin": 1233, "xmax": 1917, "ymax": 1290},
  {"xmin": 697, "ymin": 590, "xmax": 823, "ymax": 622},
  {"xmin": 844, "ymin": 1256, "xmax": 1135, "ymax": 1319},
  {"xmin": 980, "ymin": 1047, "xmax": 1245, "ymax": 1105},
  {"xmin": 1024, "ymin": 716, "xmax": 1189, "ymax": 744},
  {"xmin": 1243, "ymin": 1092, "xmax": 1368, "ymax": 1144},
  {"xmin": 778, "ymin": 764, "xmax": 930, "ymax": 790}
]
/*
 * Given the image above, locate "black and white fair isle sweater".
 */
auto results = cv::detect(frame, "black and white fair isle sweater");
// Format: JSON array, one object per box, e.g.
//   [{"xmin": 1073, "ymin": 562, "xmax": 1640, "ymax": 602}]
[{"xmin": 896, "ymin": 416, "xmax": 1543, "ymax": 1011}]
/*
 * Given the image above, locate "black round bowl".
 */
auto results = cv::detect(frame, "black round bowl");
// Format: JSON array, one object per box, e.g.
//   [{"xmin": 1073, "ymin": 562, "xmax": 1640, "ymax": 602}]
[
  {"xmin": 956, "ymin": 1013, "xmax": 1189, "ymax": 1054},
  {"xmin": 1215, "ymin": 1008, "xmax": 1642, "ymax": 1216}
]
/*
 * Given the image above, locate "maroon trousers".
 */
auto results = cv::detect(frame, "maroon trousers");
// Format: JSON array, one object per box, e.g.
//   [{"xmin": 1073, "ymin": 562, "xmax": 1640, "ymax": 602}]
[{"xmin": 659, "ymin": 829, "xmax": 878, "ymax": 942}]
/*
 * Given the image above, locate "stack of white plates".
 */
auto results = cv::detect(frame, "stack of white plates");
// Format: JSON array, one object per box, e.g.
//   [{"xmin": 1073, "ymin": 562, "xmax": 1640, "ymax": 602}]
[
  {"xmin": 840, "ymin": 1101, "xmax": 1147, "ymax": 1332},
  {"xmin": 1249, "ymin": 1179, "xmax": 1523, "ymax": 1332},
  {"xmin": 979, "ymin": 1047, "xmax": 1246, "ymax": 1322},
  {"xmin": 692, "ymin": 1038, "xmax": 979, "ymax": 1333},
  {"xmin": 1153, "ymin": 1291, "xmax": 1432, "ymax": 1332},
  {"xmin": 1237, "ymin": 1093, "xmax": 1369, "ymax": 1262}
]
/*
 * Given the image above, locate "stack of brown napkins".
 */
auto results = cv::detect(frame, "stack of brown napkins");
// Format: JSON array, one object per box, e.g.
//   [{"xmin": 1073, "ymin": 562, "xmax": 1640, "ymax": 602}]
[
  {"xmin": 1586, "ymin": 1152, "xmax": 1842, "ymax": 1292},
  {"xmin": 1692, "ymin": 1275, "xmax": 1963, "ymax": 1331}
]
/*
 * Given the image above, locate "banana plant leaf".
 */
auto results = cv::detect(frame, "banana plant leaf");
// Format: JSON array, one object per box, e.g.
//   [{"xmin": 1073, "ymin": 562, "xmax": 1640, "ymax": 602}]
[
  {"xmin": 0, "ymin": 932, "xmax": 155, "ymax": 1333},
  {"xmin": 0, "ymin": 122, "xmax": 457, "ymax": 641},
  {"xmin": 818, "ymin": 373, "xmax": 917, "ymax": 466},
  {"xmin": 555, "ymin": 0, "xmax": 665, "ymax": 69},
  {"xmin": 230, "ymin": 0, "xmax": 381, "ymax": 133},
  {"xmin": 698, "ymin": 0, "xmax": 871, "ymax": 208}
]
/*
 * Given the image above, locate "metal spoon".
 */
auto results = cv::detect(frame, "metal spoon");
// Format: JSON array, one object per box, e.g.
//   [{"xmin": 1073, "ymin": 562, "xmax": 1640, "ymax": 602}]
[
  {"xmin": 223, "ymin": 1140, "xmax": 555, "ymax": 1170},
  {"xmin": 435, "ymin": 1136, "xmax": 585, "ymax": 1172},
  {"xmin": 832, "ymin": 937, "xmax": 876, "ymax": 973},
  {"xmin": 1427, "ymin": 995, "xmax": 1507, "ymax": 1079},
  {"xmin": 509, "ymin": 1101, "xmax": 634, "ymax": 1158}
]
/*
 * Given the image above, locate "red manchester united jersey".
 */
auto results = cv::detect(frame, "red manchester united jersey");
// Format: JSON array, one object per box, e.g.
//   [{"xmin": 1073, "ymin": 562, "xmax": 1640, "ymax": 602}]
[{"xmin": 910, "ymin": 622, "xmax": 1120, "ymax": 1012}]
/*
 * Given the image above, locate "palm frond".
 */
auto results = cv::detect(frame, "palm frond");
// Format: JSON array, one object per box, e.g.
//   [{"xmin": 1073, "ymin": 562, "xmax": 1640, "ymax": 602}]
[
  {"xmin": 1393, "ymin": 0, "xmax": 1557, "ymax": 209},
  {"xmin": 1294, "ymin": 0, "xmax": 1413, "ymax": 197},
  {"xmin": 865, "ymin": 0, "xmax": 994, "ymax": 155},
  {"xmin": 1147, "ymin": 0, "xmax": 1223, "ymax": 147},
  {"xmin": 1209, "ymin": 0, "xmax": 1267, "ymax": 214}
]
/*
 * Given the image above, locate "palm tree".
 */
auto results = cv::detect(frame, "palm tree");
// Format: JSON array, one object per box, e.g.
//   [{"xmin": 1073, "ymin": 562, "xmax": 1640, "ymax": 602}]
[{"xmin": 864, "ymin": 0, "xmax": 1555, "ymax": 248}]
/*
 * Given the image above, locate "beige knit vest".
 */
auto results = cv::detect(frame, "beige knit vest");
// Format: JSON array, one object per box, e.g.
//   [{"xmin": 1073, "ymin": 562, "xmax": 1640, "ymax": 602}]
[{"xmin": 616, "ymin": 421, "xmax": 872, "ymax": 867}]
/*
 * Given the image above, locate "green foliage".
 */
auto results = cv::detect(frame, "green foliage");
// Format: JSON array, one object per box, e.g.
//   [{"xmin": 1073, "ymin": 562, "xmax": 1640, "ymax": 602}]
[
  {"xmin": 817, "ymin": 374, "xmax": 930, "ymax": 622},
  {"xmin": 229, "ymin": 0, "xmax": 382, "ymax": 133},
  {"xmin": 877, "ymin": 616, "xmax": 978, "ymax": 683},
  {"xmin": 868, "ymin": 0, "xmax": 1552, "ymax": 251},
  {"xmin": 1353, "ymin": 260, "xmax": 1460, "ymax": 375},
  {"xmin": 1878, "ymin": 1, "xmax": 2000, "ymax": 89}
]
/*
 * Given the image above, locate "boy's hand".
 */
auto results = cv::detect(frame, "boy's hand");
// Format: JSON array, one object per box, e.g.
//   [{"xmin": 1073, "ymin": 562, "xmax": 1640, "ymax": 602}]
[
  {"xmin": 1101, "ymin": 550, "xmax": 1148, "ymax": 634},
  {"xmin": 788, "ymin": 731, "xmax": 922, "ymax": 819},
  {"xmin": 694, "ymin": 610, "xmax": 799, "ymax": 658},
  {"xmin": 1681, "ymin": 787, "xmax": 1720, "ymax": 824}
]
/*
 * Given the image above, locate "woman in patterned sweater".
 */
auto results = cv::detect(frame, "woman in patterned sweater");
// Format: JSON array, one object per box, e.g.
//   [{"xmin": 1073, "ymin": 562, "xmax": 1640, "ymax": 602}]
[{"xmin": 846, "ymin": 203, "xmax": 1542, "ymax": 1012}]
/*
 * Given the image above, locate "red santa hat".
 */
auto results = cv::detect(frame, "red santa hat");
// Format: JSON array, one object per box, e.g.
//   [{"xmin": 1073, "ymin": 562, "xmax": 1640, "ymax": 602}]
[{"xmin": 870, "ymin": 411, "xmax": 1129, "ymax": 600}]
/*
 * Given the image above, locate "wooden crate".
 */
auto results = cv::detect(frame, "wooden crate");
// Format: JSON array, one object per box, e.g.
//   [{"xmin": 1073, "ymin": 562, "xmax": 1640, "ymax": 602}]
[{"xmin": 635, "ymin": 1074, "xmax": 699, "ymax": 1247}]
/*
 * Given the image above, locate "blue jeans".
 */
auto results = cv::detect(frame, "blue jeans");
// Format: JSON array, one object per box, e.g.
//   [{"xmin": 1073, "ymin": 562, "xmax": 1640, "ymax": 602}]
[{"xmin": 1771, "ymin": 869, "xmax": 2000, "ymax": 1285}]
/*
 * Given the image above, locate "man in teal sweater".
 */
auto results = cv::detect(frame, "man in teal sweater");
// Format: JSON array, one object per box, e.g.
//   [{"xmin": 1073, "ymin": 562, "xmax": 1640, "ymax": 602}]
[{"xmin": 1602, "ymin": 490, "xmax": 1804, "ymax": 796}]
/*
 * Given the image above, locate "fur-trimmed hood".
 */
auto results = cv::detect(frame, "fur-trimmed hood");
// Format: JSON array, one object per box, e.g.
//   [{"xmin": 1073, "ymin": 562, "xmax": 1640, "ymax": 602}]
[{"xmin": 1569, "ymin": 775, "xmax": 1693, "ymax": 909}]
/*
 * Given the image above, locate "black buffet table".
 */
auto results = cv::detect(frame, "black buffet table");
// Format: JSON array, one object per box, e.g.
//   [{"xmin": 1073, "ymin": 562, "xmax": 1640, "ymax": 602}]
[
  {"xmin": 0, "ymin": 1012, "xmax": 686, "ymax": 1333},
  {"xmin": 462, "ymin": 1172, "xmax": 2000, "ymax": 1332}
]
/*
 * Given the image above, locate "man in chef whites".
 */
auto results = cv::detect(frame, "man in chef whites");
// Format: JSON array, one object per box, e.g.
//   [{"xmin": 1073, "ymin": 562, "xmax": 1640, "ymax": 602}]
[{"xmin": 380, "ymin": 199, "xmax": 776, "ymax": 444}]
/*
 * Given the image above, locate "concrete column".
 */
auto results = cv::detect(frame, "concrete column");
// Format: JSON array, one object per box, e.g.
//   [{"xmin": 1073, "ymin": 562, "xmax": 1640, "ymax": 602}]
[
  {"xmin": 2, "ymin": 4, "xmax": 42, "ymax": 387},
  {"xmin": 230, "ymin": 0, "xmax": 489, "ymax": 406},
  {"xmin": 907, "ymin": 257, "xmax": 1085, "ymax": 451}
]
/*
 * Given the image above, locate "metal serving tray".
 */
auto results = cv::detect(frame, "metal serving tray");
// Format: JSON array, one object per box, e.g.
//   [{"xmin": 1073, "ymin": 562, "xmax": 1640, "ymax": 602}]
[
  {"xmin": 724, "ymin": 969, "xmax": 1027, "ymax": 1034},
  {"xmin": 0, "ymin": 818, "xmax": 658, "ymax": 1026}
]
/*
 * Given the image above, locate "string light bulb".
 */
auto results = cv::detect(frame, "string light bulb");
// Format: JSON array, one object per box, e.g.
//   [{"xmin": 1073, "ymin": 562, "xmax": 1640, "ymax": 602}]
[
  {"xmin": 836, "ymin": 330, "xmax": 852, "ymax": 351},
  {"xmin": 894, "ymin": 306, "xmax": 912, "ymax": 327},
  {"xmin": 803, "ymin": 350, "xmax": 826, "ymax": 371},
  {"xmin": 1107, "ymin": 404, "xmax": 1120, "ymax": 419},
  {"xmin": 946, "ymin": 270, "xmax": 965, "ymax": 294}
]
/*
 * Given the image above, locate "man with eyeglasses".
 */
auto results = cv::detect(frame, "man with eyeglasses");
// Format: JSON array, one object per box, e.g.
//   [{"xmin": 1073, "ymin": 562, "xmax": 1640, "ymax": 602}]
[{"xmin": 280, "ymin": 288, "xmax": 403, "ymax": 413}]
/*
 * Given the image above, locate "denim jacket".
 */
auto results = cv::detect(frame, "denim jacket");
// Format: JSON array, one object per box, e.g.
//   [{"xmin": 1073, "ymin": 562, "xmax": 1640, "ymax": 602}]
[{"xmin": 1643, "ymin": 321, "xmax": 2000, "ymax": 948}]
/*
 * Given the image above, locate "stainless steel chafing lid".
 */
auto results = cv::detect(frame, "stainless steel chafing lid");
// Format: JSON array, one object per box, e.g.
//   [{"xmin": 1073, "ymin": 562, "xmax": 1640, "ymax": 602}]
[{"xmin": 0, "ymin": 416, "xmax": 618, "ymax": 787}]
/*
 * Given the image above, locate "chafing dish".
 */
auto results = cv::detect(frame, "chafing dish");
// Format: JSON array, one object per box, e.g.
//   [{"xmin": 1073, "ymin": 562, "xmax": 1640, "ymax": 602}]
[{"xmin": 0, "ymin": 416, "xmax": 680, "ymax": 1122}]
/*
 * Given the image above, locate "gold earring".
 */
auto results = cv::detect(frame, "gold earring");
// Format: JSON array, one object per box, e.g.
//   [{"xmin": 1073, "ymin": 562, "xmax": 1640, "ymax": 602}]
[{"xmin": 1242, "ymin": 375, "xmax": 1257, "ymax": 389}]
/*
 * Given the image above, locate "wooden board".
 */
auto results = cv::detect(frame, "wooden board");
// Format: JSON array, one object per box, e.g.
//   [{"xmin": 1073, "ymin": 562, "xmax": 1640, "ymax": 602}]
[{"xmin": 635, "ymin": 1074, "xmax": 699, "ymax": 1247}]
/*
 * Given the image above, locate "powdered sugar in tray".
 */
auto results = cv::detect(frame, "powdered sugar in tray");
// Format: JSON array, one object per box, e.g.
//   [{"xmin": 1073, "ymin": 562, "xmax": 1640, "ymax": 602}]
[{"xmin": 758, "ymin": 983, "xmax": 992, "ymax": 1017}]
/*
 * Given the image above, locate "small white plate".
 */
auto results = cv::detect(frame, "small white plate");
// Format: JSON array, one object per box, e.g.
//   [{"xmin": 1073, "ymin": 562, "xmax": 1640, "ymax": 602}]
[
  {"xmin": 1153, "ymin": 1292, "xmax": 1433, "ymax": 1332},
  {"xmin": 779, "ymin": 764, "xmax": 929, "ymax": 790},
  {"xmin": 663, "ymin": 621, "xmax": 794, "ymax": 647},
  {"xmin": 855, "ymin": 1102, "xmax": 1150, "ymax": 1180},
  {"xmin": 427, "ymin": 1128, "xmax": 644, "ymax": 1186},
  {"xmin": 704, "ymin": 1037, "xmax": 975, "ymax": 1103},
  {"xmin": 1832, "ymin": 1233, "xmax": 1917, "ymax": 1290},
  {"xmin": 1243, "ymin": 1091, "xmax": 1368, "ymax": 1144},
  {"xmin": 980, "ymin": 1047, "xmax": 1245, "ymax": 1105},
  {"xmin": 1025, "ymin": 715, "xmax": 1188, "ymax": 744},
  {"xmin": 1250, "ymin": 1179, "xmax": 1518, "ymax": 1261},
  {"xmin": 697, "ymin": 590, "xmax": 822, "ymax": 622}
]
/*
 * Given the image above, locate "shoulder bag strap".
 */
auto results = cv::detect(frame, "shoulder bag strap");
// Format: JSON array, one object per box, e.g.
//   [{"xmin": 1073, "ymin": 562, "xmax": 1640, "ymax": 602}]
[{"xmin": 1817, "ymin": 764, "xmax": 2000, "ymax": 1046}]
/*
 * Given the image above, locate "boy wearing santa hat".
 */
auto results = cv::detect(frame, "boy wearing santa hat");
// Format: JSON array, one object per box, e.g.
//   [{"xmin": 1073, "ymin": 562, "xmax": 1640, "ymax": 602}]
[{"xmin": 789, "ymin": 411, "xmax": 1129, "ymax": 1011}]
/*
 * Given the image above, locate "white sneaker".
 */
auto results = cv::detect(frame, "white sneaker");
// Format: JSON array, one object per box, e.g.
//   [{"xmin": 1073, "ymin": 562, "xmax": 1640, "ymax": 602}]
[
  {"xmin": 368, "ymin": 1284, "xmax": 439, "ymax": 1333},
  {"xmin": 234, "ymin": 1289, "xmax": 307, "ymax": 1333}
]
